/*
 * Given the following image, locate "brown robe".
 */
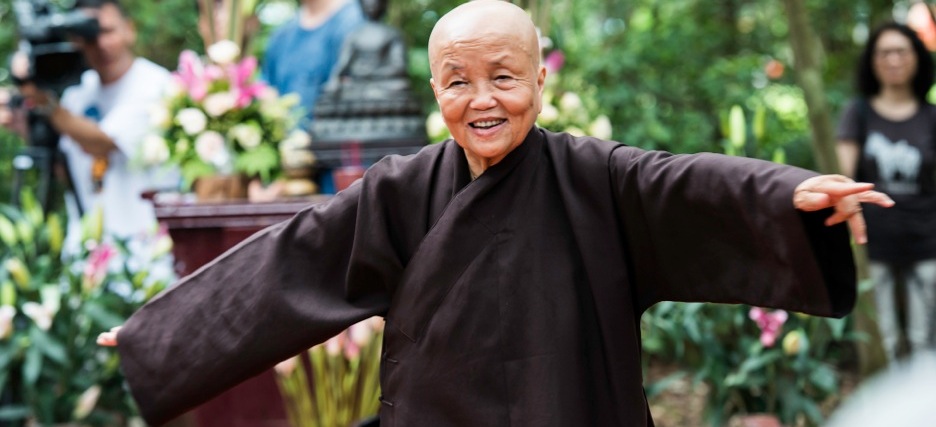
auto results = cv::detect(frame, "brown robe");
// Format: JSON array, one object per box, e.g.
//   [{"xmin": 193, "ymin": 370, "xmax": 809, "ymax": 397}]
[{"xmin": 117, "ymin": 128, "xmax": 855, "ymax": 426}]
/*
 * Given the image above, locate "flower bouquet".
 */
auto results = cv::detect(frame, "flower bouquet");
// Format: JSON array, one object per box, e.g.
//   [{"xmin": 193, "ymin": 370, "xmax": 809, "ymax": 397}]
[
  {"xmin": 274, "ymin": 317, "xmax": 384, "ymax": 427},
  {"xmin": 140, "ymin": 40, "xmax": 308, "ymax": 189},
  {"xmin": 0, "ymin": 192, "xmax": 172, "ymax": 425}
]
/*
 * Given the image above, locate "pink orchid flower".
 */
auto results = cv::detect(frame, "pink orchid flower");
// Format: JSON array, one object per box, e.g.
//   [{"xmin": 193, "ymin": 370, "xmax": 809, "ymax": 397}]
[
  {"xmin": 228, "ymin": 57, "xmax": 267, "ymax": 108},
  {"xmin": 749, "ymin": 307, "xmax": 788, "ymax": 347},
  {"xmin": 83, "ymin": 243, "xmax": 117, "ymax": 291}
]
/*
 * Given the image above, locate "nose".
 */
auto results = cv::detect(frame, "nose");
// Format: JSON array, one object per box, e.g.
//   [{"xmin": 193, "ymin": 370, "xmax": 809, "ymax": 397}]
[{"xmin": 468, "ymin": 82, "xmax": 497, "ymax": 111}]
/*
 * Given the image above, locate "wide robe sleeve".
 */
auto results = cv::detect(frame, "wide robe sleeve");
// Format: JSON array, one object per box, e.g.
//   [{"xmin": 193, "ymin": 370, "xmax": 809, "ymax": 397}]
[
  {"xmin": 116, "ymin": 182, "xmax": 398, "ymax": 425},
  {"xmin": 609, "ymin": 147, "xmax": 856, "ymax": 316}
]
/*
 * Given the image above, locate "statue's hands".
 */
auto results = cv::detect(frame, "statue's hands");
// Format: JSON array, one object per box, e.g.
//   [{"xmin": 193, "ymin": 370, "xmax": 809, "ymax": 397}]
[
  {"xmin": 97, "ymin": 326, "xmax": 121, "ymax": 347},
  {"xmin": 793, "ymin": 174, "xmax": 895, "ymax": 244}
]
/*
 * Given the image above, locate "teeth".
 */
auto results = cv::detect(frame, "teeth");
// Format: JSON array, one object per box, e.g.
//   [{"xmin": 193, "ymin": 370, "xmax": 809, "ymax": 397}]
[{"xmin": 472, "ymin": 120, "xmax": 504, "ymax": 129}]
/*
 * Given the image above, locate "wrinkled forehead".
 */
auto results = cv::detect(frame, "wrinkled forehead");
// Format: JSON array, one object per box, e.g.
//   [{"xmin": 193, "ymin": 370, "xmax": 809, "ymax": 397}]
[{"xmin": 429, "ymin": 17, "xmax": 539, "ymax": 77}]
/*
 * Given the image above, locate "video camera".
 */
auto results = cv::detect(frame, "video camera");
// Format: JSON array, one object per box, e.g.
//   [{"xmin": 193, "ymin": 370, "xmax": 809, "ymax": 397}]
[
  {"xmin": 9, "ymin": 0, "xmax": 100, "ymax": 212},
  {"xmin": 12, "ymin": 0, "xmax": 100, "ymax": 96}
]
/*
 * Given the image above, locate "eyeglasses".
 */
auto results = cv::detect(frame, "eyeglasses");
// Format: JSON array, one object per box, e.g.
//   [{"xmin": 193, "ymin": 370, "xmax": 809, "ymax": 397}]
[{"xmin": 874, "ymin": 48, "xmax": 913, "ymax": 59}]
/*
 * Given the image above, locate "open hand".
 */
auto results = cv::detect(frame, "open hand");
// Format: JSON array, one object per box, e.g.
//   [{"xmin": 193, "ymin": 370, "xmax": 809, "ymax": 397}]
[
  {"xmin": 97, "ymin": 326, "xmax": 121, "ymax": 347},
  {"xmin": 793, "ymin": 174, "xmax": 894, "ymax": 244}
]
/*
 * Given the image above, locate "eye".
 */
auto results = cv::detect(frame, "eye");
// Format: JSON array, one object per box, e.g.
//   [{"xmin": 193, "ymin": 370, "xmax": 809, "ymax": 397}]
[
  {"xmin": 447, "ymin": 80, "xmax": 466, "ymax": 88},
  {"xmin": 495, "ymin": 75, "xmax": 513, "ymax": 81}
]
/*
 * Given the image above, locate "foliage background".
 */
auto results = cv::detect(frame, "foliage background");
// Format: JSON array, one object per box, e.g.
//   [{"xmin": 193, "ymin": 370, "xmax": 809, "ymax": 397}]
[{"xmin": 0, "ymin": 0, "xmax": 921, "ymax": 423}]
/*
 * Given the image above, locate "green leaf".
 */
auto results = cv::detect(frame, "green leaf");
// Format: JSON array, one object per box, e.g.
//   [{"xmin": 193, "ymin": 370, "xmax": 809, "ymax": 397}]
[
  {"xmin": 808, "ymin": 364, "xmax": 837, "ymax": 393},
  {"xmin": 234, "ymin": 144, "xmax": 279, "ymax": 182},
  {"xmin": 30, "ymin": 327, "xmax": 68, "ymax": 365},
  {"xmin": 23, "ymin": 345, "xmax": 42, "ymax": 385},
  {"xmin": 83, "ymin": 301, "xmax": 127, "ymax": 329}
]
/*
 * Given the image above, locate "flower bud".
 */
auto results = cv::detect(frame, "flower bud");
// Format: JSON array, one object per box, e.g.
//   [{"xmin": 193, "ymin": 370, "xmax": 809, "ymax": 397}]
[
  {"xmin": 782, "ymin": 330, "xmax": 803, "ymax": 355},
  {"xmin": 0, "ymin": 215, "xmax": 17, "ymax": 247},
  {"xmin": 1, "ymin": 281, "xmax": 15, "ymax": 306},
  {"xmin": 72, "ymin": 385, "xmax": 101, "ymax": 419},
  {"xmin": 4, "ymin": 258, "xmax": 30, "ymax": 289},
  {"xmin": 46, "ymin": 213, "xmax": 63, "ymax": 256},
  {"xmin": 0, "ymin": 305, "xmax": 15, "ymax": 340}
]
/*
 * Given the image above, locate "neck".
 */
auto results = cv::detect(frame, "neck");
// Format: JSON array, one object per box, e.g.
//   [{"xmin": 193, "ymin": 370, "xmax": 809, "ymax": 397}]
[
  {"xmin": 300, "ymin": 0, "xmax": 343, "ymax": 27},
  {"xmin": 876, "ymin": 84, "xmax": 916, "ymax": 103},
  {"xmin": 98, "ymin": 56, "xmax": 135, "ymax": 85}
]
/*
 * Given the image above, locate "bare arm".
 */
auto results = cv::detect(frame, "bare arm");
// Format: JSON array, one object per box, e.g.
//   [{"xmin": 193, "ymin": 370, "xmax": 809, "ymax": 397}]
[
  {"xmin": 22, "ymin": 85, "xmax": 117, "ymax": 157},
  {"xmin": 836, "ymin": 139, "xmax": 860, "ymax": 179}
]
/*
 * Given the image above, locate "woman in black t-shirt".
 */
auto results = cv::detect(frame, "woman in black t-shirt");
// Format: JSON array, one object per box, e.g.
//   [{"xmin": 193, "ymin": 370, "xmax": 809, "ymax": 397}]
[{"xmin": 837, "ymin": 22, "xmax": 936, "ymax": 362}]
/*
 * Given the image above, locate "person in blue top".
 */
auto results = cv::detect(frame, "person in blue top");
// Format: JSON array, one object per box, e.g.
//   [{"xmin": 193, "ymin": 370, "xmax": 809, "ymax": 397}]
[{"xmin": 261, "ymin": 0, "xmax": 364, "ymax": 123}]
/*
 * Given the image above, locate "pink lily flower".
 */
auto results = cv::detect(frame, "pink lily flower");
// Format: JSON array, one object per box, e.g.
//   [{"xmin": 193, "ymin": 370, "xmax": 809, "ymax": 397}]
[
  {"xmin": 175, "ymin": 50, "xmax": 209, "ymax": 102},
  {"xmin": 228, "ymin": 57, "xmax": 267, "ymax": 108},
  {"xmin": 749, "ymin": 307, "xmax": 788, "ymax": 347},
  {"xmin": 83, "ymin": 243, "xmax": 117, "ymax": 291}
]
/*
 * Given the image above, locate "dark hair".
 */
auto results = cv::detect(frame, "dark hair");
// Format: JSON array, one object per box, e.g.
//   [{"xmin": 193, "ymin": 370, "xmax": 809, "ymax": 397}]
[
  {"xmin": 856, "ymin": 22, "xmax": 934, "ymax": 101},
  {"xmin": 72, "ymin": 0, "xmax": 130, "ymax": 17}
]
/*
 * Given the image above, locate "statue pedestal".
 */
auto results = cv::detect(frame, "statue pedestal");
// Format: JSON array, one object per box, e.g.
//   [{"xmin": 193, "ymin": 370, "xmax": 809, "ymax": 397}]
[{"xmin": 154, "ymin": 195, "xmax": 330, "ymax": 427}]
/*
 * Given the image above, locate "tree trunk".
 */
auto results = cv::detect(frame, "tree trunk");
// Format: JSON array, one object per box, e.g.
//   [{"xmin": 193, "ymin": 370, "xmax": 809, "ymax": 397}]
[{"xmin": 782, "ymin": 0, "xmax": 886, "ymax": 377}]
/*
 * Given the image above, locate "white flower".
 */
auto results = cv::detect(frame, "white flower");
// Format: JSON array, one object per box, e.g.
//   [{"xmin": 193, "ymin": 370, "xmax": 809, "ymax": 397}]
[
  {"xmin": 165, "ymin": 78, "xmax": 186, "ymax": 99},
  {"xmin": 72, "ymin": 385, "xmax": 102, "ymax": 420},
  {"xmin": 559, "ymin": 92, "xmax": 583, "ymax": 113},
  {"xmin": 426, "ymin": 111, "xmax": 450, "ymax": 140},
  {"xmin": 203, "ymin": 92, "xmax": 237, "ymax": 117},
  {"xmin": 194, "ymin": 131, "xmax": 230, "ymax": 169},
  {"xmin": 538, "ymin": 103, "xmax": 560, "ymax": 125},
  {"xmin": 588, "ymin": 115, "xmax": 613, "ymax": 140},
  {"xmin": 564, "ymin": 126, "xmax": 586, "ymax": 137},
  {"xmin": 280, "ymin": 129, "xmax": 311, "ymax": 150},
  {"xmin": 148, "ymin": 105, "xmax": 171, "ymax": 129},
  {"xmin": 258, "ymin": 86, "xmax": 280, "ymax": 102},
  {"xmin": 207, "ymin": 40, "xmax": 241, "ymax": 65},
  {"xmin": 23, "ymin": 301, "xmax": 54, "ymax": 331},
  {"xmin": 0, "ymin": 306, "xmax": 16, "ymax": 339},
  {"xmin": 228, "ymin": 123, "xmax": 263, "ymax": 150},
  {"xmin": 349, "ymin": 320, "xmax": 374, "ymax": 347},
  {"xmin": 176, "ymin": 108, "xmax": 207, "ymax": 135},
  {"xmin": 141, "ymin": 135, "xmax": 170, "ymax": 165},
  {"xmin": 324, "ymin": 334, "xmax": 344, "ymax": 357},
  {"xmin": 274, "ymin": 356, "xmax": 298, "ymax": 377}
]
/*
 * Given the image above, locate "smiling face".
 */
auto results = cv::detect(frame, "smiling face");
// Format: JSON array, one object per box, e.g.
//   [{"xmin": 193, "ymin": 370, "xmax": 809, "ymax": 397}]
[{"xmin": 428, "ymin": 1, "xmax": 546, "ymax": 172}]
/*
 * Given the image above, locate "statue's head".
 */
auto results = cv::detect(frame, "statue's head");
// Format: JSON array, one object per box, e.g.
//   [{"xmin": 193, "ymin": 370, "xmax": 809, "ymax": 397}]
[{"xmin": 360, "ymin": 0, "xmax": 387, "ymax": 21}]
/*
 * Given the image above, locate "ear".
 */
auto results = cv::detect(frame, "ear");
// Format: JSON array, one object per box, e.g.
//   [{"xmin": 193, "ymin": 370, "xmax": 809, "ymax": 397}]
[
  {"xmin": 126, "ymin": 19, "xmax": 138, "ymax": 45},
  {"xmin": 535, "ymin": 65, "xmax": 546, "ymax": 112},
  {"xmin": 430, "ymin": 78, "xmax": 441, "ymax": 104}
]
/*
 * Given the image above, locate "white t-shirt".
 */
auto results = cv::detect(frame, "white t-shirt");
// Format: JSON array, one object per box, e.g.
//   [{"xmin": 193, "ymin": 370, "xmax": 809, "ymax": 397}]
[{"xmin": 59, "ymin": 58, "xmax": 177, "ymax": 243}]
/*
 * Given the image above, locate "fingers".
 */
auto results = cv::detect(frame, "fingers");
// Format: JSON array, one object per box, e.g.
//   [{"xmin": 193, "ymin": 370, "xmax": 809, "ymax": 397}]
[
  {"xmin": 846, "ymin": 210, "xmax": 868, "ymax": 245},
  {"xmin": 96, "ymin": 326, "xmax": 122, "ymax": 347},
  {"xmin": 855, "ymin": 190, "xmax": 895, "ymax": 208},
  {"xmin": 793, "ymin": 191, "xmax": 832, "ymax": 212}
]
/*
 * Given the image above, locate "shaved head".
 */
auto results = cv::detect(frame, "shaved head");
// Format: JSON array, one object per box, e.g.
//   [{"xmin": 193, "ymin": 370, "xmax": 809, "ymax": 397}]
[
  {"xmin": 428, "ymin": 0, "xmax": 541, "ymax": 79},
  {"xmin": 427, "ymin": 0, "xmax": 547, "ymax": 176}
]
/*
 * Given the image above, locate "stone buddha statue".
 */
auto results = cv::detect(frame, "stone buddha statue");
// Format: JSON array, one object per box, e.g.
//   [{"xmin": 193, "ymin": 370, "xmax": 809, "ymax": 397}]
[
  {"xmin": 311, "ymin": 0, "xmax": 426, "ymax": 167},
  {"xmin": 320, "ymin": 0, "xmax": 410, "ymax": 100}
]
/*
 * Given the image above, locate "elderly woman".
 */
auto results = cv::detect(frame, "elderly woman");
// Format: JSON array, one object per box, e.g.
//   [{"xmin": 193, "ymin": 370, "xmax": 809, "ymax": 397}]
[{"xmin": 103, "ymin": 1, "xmax": 893, "ymax": 425}]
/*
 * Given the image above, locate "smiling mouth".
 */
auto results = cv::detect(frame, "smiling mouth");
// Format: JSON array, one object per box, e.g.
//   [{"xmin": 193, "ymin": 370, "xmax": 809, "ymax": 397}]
[{"xmin": 470, "ymin": 119, "xmax": 506, "ymax": 129}]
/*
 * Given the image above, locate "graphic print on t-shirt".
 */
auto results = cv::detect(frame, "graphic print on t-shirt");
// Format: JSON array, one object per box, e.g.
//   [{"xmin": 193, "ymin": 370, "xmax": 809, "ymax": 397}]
[{"xmin": 865, "ymin": 131, "xmax": 921, "ymax": 195}]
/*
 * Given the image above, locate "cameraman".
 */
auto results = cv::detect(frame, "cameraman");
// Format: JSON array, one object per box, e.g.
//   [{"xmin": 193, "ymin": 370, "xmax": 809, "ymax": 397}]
[{"xmin": 11, "ymin": 0, "xmax": 174, "ymax": 247}]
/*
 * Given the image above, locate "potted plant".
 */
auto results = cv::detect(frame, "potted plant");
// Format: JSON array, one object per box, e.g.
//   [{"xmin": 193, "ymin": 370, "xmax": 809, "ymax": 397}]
[
  {"xmin": 138, "ymin": 40, "xmax": 310, "ymax": 201},
  {"xmin": 0, "ymin": 193, "xmax": 172, "ymax": 425}
]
